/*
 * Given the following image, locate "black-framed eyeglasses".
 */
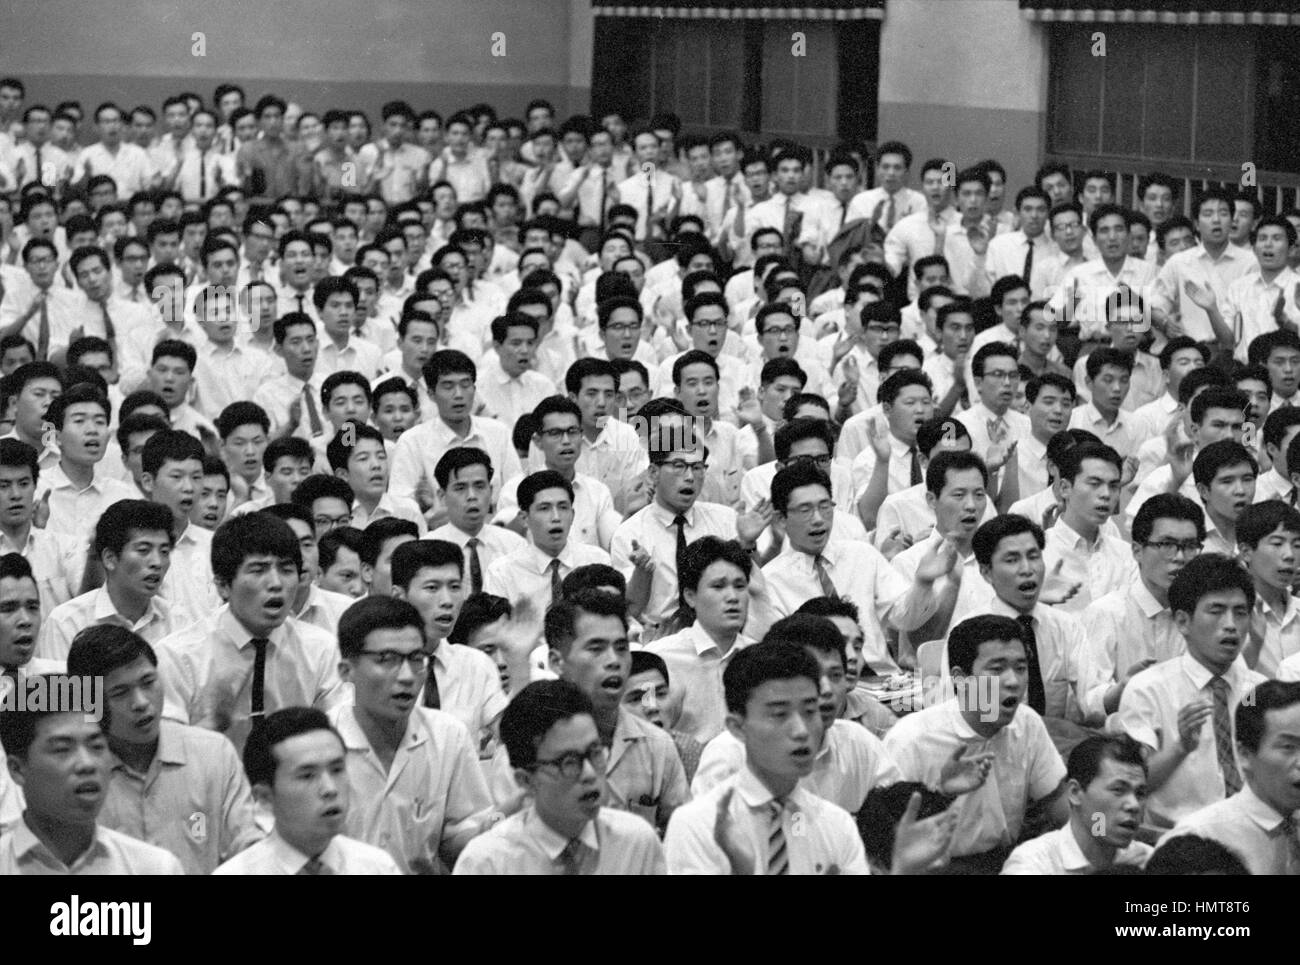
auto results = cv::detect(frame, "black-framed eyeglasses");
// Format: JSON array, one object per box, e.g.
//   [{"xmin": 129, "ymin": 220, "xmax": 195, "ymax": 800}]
[
  {"xmin": 540, "ymin": 427, "xmax": 582, "ymax": 440},
  {"xmin": 1143, "ymin": 539, "xmax": 1202, "ymax": 559},
  {"xmin": 359, "ymin": 650, "xmax": 430, "ymax": 671},
  {"xmin": 661, "ymin": 459, "xmax": 708, "ymax": 476},
  {"xmin": 531, "ymin": 743, "xmax": 609, "ymax": 780},
  {"xmin": 786, "ymin": 453, "xmax": 833, "ymax": 470}
]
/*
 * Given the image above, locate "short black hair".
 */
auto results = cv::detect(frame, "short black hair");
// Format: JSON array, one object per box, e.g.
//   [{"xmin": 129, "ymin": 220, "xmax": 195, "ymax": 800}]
[
  {"xmin": 66, "ymin": 625, "xmax": 157, "ymax": 681},
  {"xmin": 390, "ymin": 539, "xmax": 463, "ymax": 590},
  {"xmin": 1235, "ymin": 680, "xmax": 1300, "ymax": 755},
  {"xmin": 94, "ymin": 498, "xmax": 175, "ymax": 559},
  {"xmin": 291, "ymin": 473, "xmax": 355, "ymax": 511},
  {"xmin": 560, "ymin": 564, "xmax": 627, "ymax": 599},
  {"xmin": 1131, "ymin": 493, "xmax": 1206, "ymax": 545},
  {"xmin": 947, "ymin": 614, "xmax": 1025, "ymax": 677},
  {"xmin": 679, "ymin": 536, "xmax": 751, "ymax": 594},
  {"xmin": 1067, "ymin": 734, "xmax": 1147, "ymax": 787},
  {"xmin": 770, "ymin": 462, "xmax": 830, "ymax": 515},
  {"xmin": 211, "ymin": 511, "xmax": 302, "ymax": 585},
  {"xmin": 360, "ymin": 517, "xmax": 418, "ymax": 567},
  {"xmin": 972, "ymin": 514, "xmax": 1043, "ymax": 567},
  {"xmin": 242, "ymin": 707, "xmax": 343, "ymax": 788},
  {"xmin": 499, "ymin": 680, "xmax": 595, "ymax": 770},
  {"xmin": 925, "ymin": 449, "xmax": 988, "ymax": 498},
  {"xmin": 337, "ymin": 595, "xmax": 426, "ymax": 660},
  {"xmin": 1145, "ymin": 836, "xmax": 1249, "ymax": 876},
  {"xmin": 141, "ymin": 429, "xmax": 204, "ymax": 478},
  {"xmin": 447, "ymin": 593, "xmax": 512, "ymax": 647},
  {"xmin": 433, "ymin": 446, "xmax": 494, "ymax": 490},
  {"xmin": 1167, "ymin": 553, "xmax": 1255, "ymax": 617},
  {"xmin": 544, "ymin": 589, "xmax": 628, "ymax": 655},
  {"xmin": 517, "ymin": 469, "xmax": 573, "ymax": 512},
  {"xmin": 723, "ymin": 642, "xmax": 822, "ymax": 715}
]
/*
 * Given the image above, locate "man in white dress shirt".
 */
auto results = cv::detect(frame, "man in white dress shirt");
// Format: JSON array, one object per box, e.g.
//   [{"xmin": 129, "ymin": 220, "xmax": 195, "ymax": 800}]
[
  {"xmin": 214, "ymin": 707, "xmax": 400, "ymax": 875},
  {"xmin": 1235, "ymin": 501, "xmax": 1300, "ymax": 678},
  {"xmin": 985, "ymin": 187, "xmax": 1056, "ymax": 296},
  {"xmin": 846, "ymin": 140, "xmax": 927, "ymax": 230},
  {"xmin": 1155, "ymin": 680, "xmax": 1300, "ymax": 875},
  {"xmin": 476, "ymin": 312, "xmax": 556, "ymax": 429}
]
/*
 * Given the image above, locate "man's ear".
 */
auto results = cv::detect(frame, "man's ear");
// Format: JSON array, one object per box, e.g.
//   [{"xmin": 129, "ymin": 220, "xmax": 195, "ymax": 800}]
[
  {"xmin": 251, "ymin": 782, "xmax": 273, "ymax": 809},
  {"xmin": 1172, "ymin": 609, "xmax": 1191, "ymax": 635},
  {"xmin": 338, "ymin": 659, "xmax": 353, "ymax": 684},
  {"xmin": 682, "ymin": 586, "xmax": 697, "ymax": 612},
  {"xmin": 6, "ymin": 752, "xmax": 26, "ymax": 788},
  {"xmin": 391, "ymin": 585, "xmax": 406, "ymax": 600},
  {"xmin": 512, "ymin": 767, "xmax": 535, "ymax": 795},
  {"xmin": 213, "ymin": 577, "xmax": 231, "ymax": 603},
  {"xmin": 101, "ymin": 549, "xmax": 119, "ymax": 576},
  {"xmin": 360, "ymin": 563, "xmax": 373, "ymax": 589},
  {"xmin": 140, "ymin": 473, "xmax": 155, "ymax": 498},
  {"xmin": 548, "ymin": 647, "xmax": 564, "ymax": 676},
  {"xmin": 723, "ymin": 710, "xmax": 746, "ymax": 742}
]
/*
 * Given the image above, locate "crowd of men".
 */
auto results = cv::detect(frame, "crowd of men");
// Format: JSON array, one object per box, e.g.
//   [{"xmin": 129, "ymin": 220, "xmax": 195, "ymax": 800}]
[{"xmin": 0, "ymin": 74, "xmax": 1299, "ymax": 876}]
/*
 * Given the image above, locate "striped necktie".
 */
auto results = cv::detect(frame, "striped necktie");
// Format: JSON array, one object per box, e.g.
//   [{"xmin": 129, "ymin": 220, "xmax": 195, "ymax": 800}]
[
  {"xmin": 766, "ymin": 800, "xmax": 789, "ymax": 875},
  {"xmin": 1210, "ymin": 676, "xmax": 1242, "ymax": 795}
]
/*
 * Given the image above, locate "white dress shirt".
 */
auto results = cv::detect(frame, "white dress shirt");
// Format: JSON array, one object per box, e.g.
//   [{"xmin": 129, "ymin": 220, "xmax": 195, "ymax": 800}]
[
  {"xmin": 1043, "ymin": 517, "xmax": 1140, "ymax": 613},
  {"xmin": 1076, "ymin": 581, "xmax": 1184, "ymax": 724},
  {"xmin": 885, "ymin": 208, "xmax": 960, "ymax": 297},
  {"xmin": 75, "ymin": 141, "xmax": 157, "ymax": 195},
  {"xmin": 0, "ymin": 526, "xmax": 82, "ymax": 614},
  {"xmin": 1252, "ymin": 592, "xmax": 1300, "ymax": 679},
  {"xmin": 986, "ymin": 230, "xmax": 1058, "ymax": 295},
  {"xmin": 850, "ymin": 430, "xmax": 926, "ymax": 500},
  {"xmin": 1158, "ymin": 783, "xmax": 1300, "ymax": 876},
  {"xmin": 429, "ymin": 521, "xmax": 527, "ymax": 591},
  {"xmin": 455, "ymin": 804, "xmax": 665, "ymax": 875},
  {"xmin": 1152, "ymin": 244, "xmax": 1260, "ymax": 344},
  {"xmin": 615, "ymin": 168, "xmax": 681, "ymax": 241},
  {"xmin": 1118, "ymin": 653, "xmax": 1266, "ymax": 827},
  {"xmin": 495, "ymin": 472, "xmax": 620, "ymax": 551},
  {"xmin": 388, "ymin": 415, "xmax": 520, "ymax": 509},
  {"xmin": 1001, "ymin": 822, "xmax": 1152, "ymax": 875},
  {"xmin": 0, "ymin": 821, "xmax": 183, "ymax": 875},
  {"xmin": 885, "ymin": 699, "xmax": 1066, "ymax": 857},
  {"xmin": 426, "ymin": 642, "xmax": 510, "ymax": 753},
  {"xmin": 213, "ymin": 829, "xmax": 401, "ymax": 875},
  {"xmin": 36, "ymin": 587, "xmax": 177, "ymax": 661},
  {"xmin": 158, "ymin": 523, "xmax": 220, "ymax": 629},
  {"xmin": 317, "ymin": 335, "xmax": 384, "ymax": 382},
  {"xmin": 665, "ymin": 766, "xmax": 868, "ymax": 875},
  {"xmin": 646, "ymin": 622, "xmax": 753, "ymax": 745},
  {"xmin": 34, "ymin": 465, "xmax": 138, "ymax": 541},
  {"xmin": 1228, "ymin": 267, "xmax": 1300, "ymax": 362},
  {"xmin": 955, "ymin": 402, "xmax": 1031, "ymax": 466},
  {"xmin": 1048, "ymin": 256, "xmax": 1159, "ymax": 340},
  {"xmin": 846, "ymin": 186, "xmax": 927, "ymax": 229},
  {"xmin": 484, "ymin": 540, "xmax": 611, "ymax": 609},
  {"xmin": 193, "ymin": 338, "xmax": 276, "ymax": 420},
  {"xmin": 475, "ymin": 363, "xmax": 556, "ymax": 430}
]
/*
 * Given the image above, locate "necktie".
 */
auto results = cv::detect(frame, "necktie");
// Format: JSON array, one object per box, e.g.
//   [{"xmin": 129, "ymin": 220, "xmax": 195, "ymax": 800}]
[
  {"xmin": 1210, "ymin": 676, "xmax": 1242, "ymax": 795},
  {"xmin": 645, "ymin": 176, "xmax": 655, "ymax": 241},
  {"xmin": 598, "ymin": 169, "xmax": 608, "ymax": 232},
  {"xmin": 722, "ymin": 176, "xmax": 733, "ymax": 220},
  {"xmin": 249, "ymin": 636, "xmax": 269, "ymax": 729},
  {"xmin": 1281, "ymin": 815, "xmax": 1300, "ymax": 873},
  {"xmin": 34, "ymin": 145, "xmax": 44, "ymax": 186},
  {"xmin": 200, "ymin": 151, "xmax": 208, "ymax": 198},
  {"xmin": 297, "ymin": 856, "xmax": 333, "ymax": 875},
  {"xmin": 782, "ymin": 197, "xmax": 801, "ymax": 248},
  {"xmin": 884, "ymin": 195, "xmax": 895, "ymax": 230},
  {"xmin": 839, "ymin": 200, "xmax": 849, "ymax": 229},
  {"xmin": 766, "ymin": 800, "xmax": 789, "ymax": 876},
  {"xmin": 467, "ymin": 537, "xmax": 483, "ymax": 595},
  {"xmin": 813, "ymin": 555, "xmax": 839, "ymax": 600},
  {"xmin": 1289, "ymin": 487, "xmax": 1298, "ymax": 508},
  {"xmin": 36, "ymin": 295, "xmax": 50, "ymax": 359},
  {"xmin": 101, "ymin": 303, "xmax": 116, "ymax": 342},
  {"xmin": 908, "ymin": 446, "xmax": 922, "ymax": 487},
  {"xmin": 1022, "ymin": 239, "xmax": 1035, "ymax": 287},
  {"xmin": 549, "ymin": 557, "xmax": 563, "ymax": 605},
  {"xmin": 303, "ymin": 383, "xmax": 324, "ymax": 437},
  {"xmin": 557, "ymin": 838, "xmax": 583, "ymax": 875},
  {"xmin": 1015, "ymin": 614, "xmax": 1046, "ymax": 715},
  {"xmin": 423, "ymin": 655, "xmax": 441, "ymax": 708},
  {"xmin": 295, "ymin": 294, "xmax": 306, "ymax": 315},
  {"xmin": 673, "ymin": 514, "xmax": 689, "ymax": 610}
]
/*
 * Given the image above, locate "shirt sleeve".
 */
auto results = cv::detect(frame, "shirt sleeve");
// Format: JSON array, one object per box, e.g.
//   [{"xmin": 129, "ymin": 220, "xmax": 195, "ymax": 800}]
[
  {"xmin": 1116, "ymin": 675, "xmax": 1162, "ymax": 751},
  {"xmin": 1025, "ymin": 712, "xmax": 1068, "ymax": 802},
  {"xmin": 215, "ymin": 734, "xmax": 264, "ymax": 862},
  {"xmin": 440, "ymin": 722, "xmax": 495, "ymax": 845},
  {"xmin": 1075, "ymin": 601, "xmax": 1120, "ymax": 724},
  {"xmin": 664, "ymin": 803, "xmax": 732, "ymax": 875},
  {"xmin": 387, "ymin": 432, "xmax": 423, "ymax": 502}
]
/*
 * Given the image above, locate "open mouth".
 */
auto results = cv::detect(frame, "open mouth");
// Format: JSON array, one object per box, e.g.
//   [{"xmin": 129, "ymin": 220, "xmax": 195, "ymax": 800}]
[
  {"xmin": 321, "ymin": 805, "xmax": 344, "ymax": 820},
  {"xmin": 74, "ymin": 781, "xmax": 102, "ymax": 800},
  {"xmin": 392, "ymin": 692, "xmax": 415, "ymax": 706},
  {"xmin": 264, "ymin": 596, "xmax": 285, "ymax": 612},
  {"xmin": 546, "ymin": 527, "xmax": 564, "ymax": 539},
  {"xmin": 578, "ymin": 788, "xmax": 601, "ymax": 806},
  {"xmin": 433, "ymin": 614, "xmax": 455, "ymax": 628},
  {"xmin": 142, "ymin": 574, "xmax": 161, "ymax": 590},
  {"xmin": 791, "ymin": 746, "xmax": 812, "ymax": 761},
  {"xmin": 134, "ymin": 714, "xmax": 156, "ymax": 731},
  {"xmin": 1016, "ymin": 580, "xmax": 1038, "ymax": 595},
  {"xmin": 600, "ymin": 675, "xmax": 624, "ymax": 693}
]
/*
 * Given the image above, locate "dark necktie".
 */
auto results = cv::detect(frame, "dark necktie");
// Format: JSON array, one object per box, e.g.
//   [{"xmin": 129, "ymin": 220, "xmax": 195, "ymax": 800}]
[
  {"xmin": 672, "ymin": 514, "xmax": 689, "ymax": 610},
  {"xmin": 200, "ymin": 151, "xmax": 208, "ymax": 198},
  {"xmin": 839, "ymin": 200, "xmax": 848, "ymax": 229},
  {"xmin": 908, "ymin": 446, "xmax": 922, "ymax": 486},
  {"xmin": 767, "ymin": 800, "xmax": 789, "ymax": 875},
  {"xmin": 296, "ymin": 293, "xmax": 305, "ymax": 314},
  {"xmin": 598, "ymin": 169, "xmax": 608, "ymax": 232},
  {"xmin": 467, "ymin": 537, "xmax": 483, "ymax": 595},
  {"xmin": 813, "ymin": 555, "xmax": 839, "ymax": 600},
  {"xmin": 297, "ymin": 856, "xmax": 333, "ymax": 875},
  {"xmin": 1015, "ymin": 614, "xmax": 1046, "ymax": 715},
  {"xmin": 101, "ymin": 302, "xmax": 116, "ymax": 342},
  {"xmin": 645, "ymin": 177, "xmax": 655, "ymax": 240},
  {"xmin": 884, "ymin": 195, "xmax": 895, "ymax": 230},
  {"xmin": 1022, "ymin": 239, "xmax": 1035, "ymax": 287},
  {"xmin": 557, "ymin": 838, "xmax": 583, "ymax": 875},
  {"xmin": 424, "ymin": 655, "xmax": 441, "ymax": 708},
  {"xmin": 303, "ymin": 383, "xmax": 324, "ymax": 436},
  {"xmin": 36, "ymin": 295, "xmax": 50, "ymax": 359},
  {"xmin": 1210, "ymin": 676, "xmax": 1242, "ymax": 795},
  {"xmin": 34, "ymin": 145, "xmax": 44, "ymax": 186},
  {"xmin": 549, "ymin": 557, "xmax": 563, "ymax": 605},
  {"xmin": 249, "ymin": 636, "xmax": 269, "ymax": 730}
]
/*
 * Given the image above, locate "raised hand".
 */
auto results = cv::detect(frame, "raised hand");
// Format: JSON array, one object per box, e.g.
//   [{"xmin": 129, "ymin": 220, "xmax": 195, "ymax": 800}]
[
  {"xmin": 914, "ymin": 533, "xmax": 959, "ymax": 583},
  {"xmin": 1183, "ymin": 279, "xmax": 1217, "ymax": 312},
  {"xmin": 1120, "ymin": 454, "xmax": 1139, "ymax": 488},
  {"xmin": 628, "ymin": 538, "xmax": 655, "ymax": 574},
  {"xmin": 737, "ymin": 498, "xmax": 773, "ymax": 545},
  {"xmin": 837, "ymin": 378, "xmax": 858, "ymax": 411},
  {"xmin": 869, "ymin": 415, "xmax": 892, "ymax": 463},
  {"xmin": 1175, "ymin": 697, "xmax": 1214, "ymax": 754},
  {"xmin": 967, "ymin": 224, "xmax": 989, "ymax": 257},
  {"xmin": 713, "ymin": 788, "xmax": 756, "ymax": 876},
  {"xmin": 736, "ymin": 388, "xmax": 763, "ymax": 429},
  {"xmin": 879, "ymin": 528, "xmax": 914, "ymax": 561},
  {"xmin": 1039, "ymin": 558, "xmax": 1082, "ymax": 605},
  {"xmin": 891, "ymin": 792, "xmax": 957, "ymax": 875},
  {"xmin": 32, "ymin": 489, "xmax": 52, "ymax": 530},
  {"xmin": 985, "ymin": 439, "xmax": 1017, "ymax": 474},
  {"xmin": 938, "ymin": 743, "xmax": 995, "ymax": 796}
]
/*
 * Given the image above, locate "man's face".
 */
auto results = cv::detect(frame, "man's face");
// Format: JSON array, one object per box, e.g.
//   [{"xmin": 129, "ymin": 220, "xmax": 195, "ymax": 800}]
[
  {"xmin": 976, "ymin": 354, "xmax": 1018, "ymax": 412},
  {"xmin": 807, "ymin": 646, "xmax": 847, "ymax": 731},
  {"xmin": 15, "ymin": 376, "xmax": 60, "ymax": 439},
  {"xmin": 1241, "ymin": 522, "xmax": 1300, "ymax": 593},
  {"xmin": 321, "ymin": 545, "xmax": 367, "ymax": 599},
  {"xmin": 1199, "ymin": 462, "xmax": 1256, "ymax": 523},
  {"xmin": 1196, "ymin": 200, "xmax": 1231, "ymax": 247},
  {"xmin": 827, "ymin": 163, "xmax": 858, "ymax": 202},
  {"xmin": 259, "ymin": 105, "xmax": 284, "ymax": 138},
  {"xmin": 938, "ymin": 310, "xmax": 974, "ymax": 358},
  {"xmin": 342, "ymin": 437, "xmax": 388, "ymax": 502},
  {"xmin": 144, "ymin": 455, "xmax": 203, "ymax": 527},
  {"xmin": 1134, "ymin": 517, "xmax": 1201, "ymax": 591},
  {"xmin": 129, "ymin": 111, "xmax": 155, "ymax": 145},
  {"xmin": 497, "ymin": 324, "xmax": 536, "ymax": 378},
  {"xmin": 1238, "ymin": 378, "xmax": 1269, "ymax": 426},
  {"xmin": 675, "ymin": 362, "xmax": 719, "ymax": 420},
  {"xmin": 535, "ymin": 412, "xmax": 581, "ymax": 474},
  {"xmin": 0, "ymin": 346, "xmax": 33, "ymax": 375},
  {"xmin": 727, "ymin": 676, "xmax": 822, "ymax": 783},
  {"xmin": 398, "ymin": 561, "xmax": 465, "ymax": 644},
  {"xmin": 921, "ymin": 167, "xmax": 950, "ymax": 207},
  {"xmin": 280, "ymin": 240, "xmax": 313, "ymax": 289},
  {"xmin": 743, "ymin": 161, "xmax": 771, "ymax": 197},
  {"xmin": 397, "ymin": 320, "xmax": 438, "ymax": 379},
  {"xmin": 0, "ymin": 575, "xmax": 41, "ymax": 669},
  {"xmin": 194, "ymin": 473, "xmax": 228, "ymax": 530},
  {"xmin": 432, "ymin": 369, "xmax": 475, "ymax": 424},
  {"xmin": 1079, "ymin": 177, "xmax": 1112, "ymax": 213},
  {"xmin": 1239, "ymin": 702, "xmax": 1300, "ymax": 817},
  {"xmin": 601, "ymin": 306, "xmax": 641, "ymax": 361},
  {"xmin": 220, "ymin": 552, "xmax": 298, "ymax": 635},
  {"xmin": 9, "ymin": 714, "xmax": 111, "ymax": 828},
  {"xmin": 1071, "ymin": 755, "xmax": 1147, "ymax": 849},
  {"xmin": 309, "ymin": 496, "xmax": 352, "ymax": 540},
  {"xmin": 1231, "ymin": 202, "xmax": 1257, "ymax": 246},
  {"xmin": 268, "ymin": 456, "xmax": 311, "ymax": 505},
  {"xmin": 1020, "ymin": 309, "xmax": 1057, "ymax": 359},
  {"xmin": 373, "ymin": 389, "xmax": 416, "ymax": 442},
  {"xmin": 1192, "ymin": 406, "xmax": 1246, "ymax": 447},
  {"xmin": 319, "ymin": 292, "xmax": 355, "ymax": 341},
  {"xmin": 57, "ymin": 401, "xmax": 108, "ymax": 467},
  {"xmin": 446, "ymin": 121, "xmax": 472, "ymax": 153},
  {"xmin": 928, "ymin": 467, "xmax": 987, "ymax": 544},
  {"xmin": 1061, "ymin": 457, "xmax": 1121, "ymax": 529},
  {"xmin": 758, "ymin": 310, "xmax": 799, "ymax": 360},
  {"xmin": 981, "ymin": 531, "xmax": 1045, "ymax": 613},
  {"xmin": 344, "ymin": 625, "xmax": 427, "ymax": 725},
  {"xmin": 615, "ymin": 372, "xmax": 649, "ymax": 418},
  {"xmin": 104, "ymin": 525, "xmax": 171, "ymax": 600},
  {"xmin": 550, "ymin": 612, "xmax": 631, "ymax": 713},
  {"xmin": 876, "ymin": 152, "xmax": 907, "ymax": 193},
  {"xmin": 1018, "ymin": 197, "xmax": 1049, "ymax": 238},
  {"xmin": 153, "ymin": 232, "xmax": 183, "ymax": 266},
  {"xmin": 1050, "ymin": 210, "xmax": 1085, "ymax": 255},
  {"xmin": 857, "ymin": 309, "xmax": 900, "ymax": 359},
  {"xmin": 1175, "ymin": 590, "xmax": 1249, "ymax": 672},
  {"xmin": 525, "ymin": 486, "xmax": 575, "ymax": 556},
  {"xmin": 222, "ymin": 423, "xmax": 269, "ymax": 483},
  {"xmin": 1254, "ymin": 224, "xmax": 1291, "ymax": 272},
  {"xmin": 102, "ymin": 654, "xmax": 165, "ymax": 747},
  {"xmin": 25, "ymin": 202, "xmax": 57, "ymax": 242},
  {"xmin": 773, "ymin": 158, "xmax": 804, "ymax": 196},
  {"xmin": 959, "ymin": 638, "xmax": 1027, "ymax": 727},
  {"xmin": 277, "ymin": 322, "xmax": 318, "ymax": 381},
  {"xmin": 572, "ymin": 375, "xmax": 616, "ymax": 430},
  {"xmin": 758, "ymin": 374, "xmax": 803, "ymax": 421},
  {"xmin": 441, "ymin": 464, "xmax": 491, "ymax": 532},
  {"xmin": 1267, "ymin": 348, "xmax": 1300, "ymax": 399},
  {"xmin": 261, "ymin": 730, "xmax": 349, "ymax": 848},
  {"xmin": 780, "ymin": 482, "xmax": 834, "ymax": 556},
  {"xmin": 956, "ymin": 180, "xmax": 987, "ymax": 220},
  {"xmin": 73, "ymin": 254, "xmax": 112, "ymax": 303},
  {"xmin": 827, "ymin": 614, "xmax": 866, "ymax": 688},
  {"xmin": 623, "ymin": 668, "xmax": 670, "ymax": 728},
  {"xmin": 1028, "ymin": 383, "xmax": 1072, "ymax": 441},
  {"xmin": 884, "ymin": 383, "xmax": 934, "ymax": 444},
  {"xmin": 1089, "ymin": 363, "xmax": 1131, "ymax": 416},
  {"xmin": 521, "ymin": 713, "xmax": 607, "ymax": 830},
  {"xmin": 684, "ymin": 559, "xmax": 748, "ymax": 637}
]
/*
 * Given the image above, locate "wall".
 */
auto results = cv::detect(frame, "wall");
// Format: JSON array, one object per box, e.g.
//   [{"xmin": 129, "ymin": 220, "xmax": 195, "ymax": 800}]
[
  {"xmin": 876, "ymin": 0, "xmax": 1048, "ymax": 191},
  {"xmin": 0, "ymin": 0, "xmax": 593, "ymax": 124}
]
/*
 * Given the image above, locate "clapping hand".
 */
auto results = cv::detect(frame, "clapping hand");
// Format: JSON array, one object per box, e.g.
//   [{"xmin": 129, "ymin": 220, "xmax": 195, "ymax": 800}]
[
  {"xmin": 891, "ymin": 792, "xmax": 958, "ymax": 875},
  {"xmin": 1039, "ymin": 558, "xmax": 1082, "ymax": 605},
  {"xmin": 938, "ymin": 743, "xmax": 995, "ymax": 796},
  {"xmin": 628, "ymin": 539, "xmax": 655, "ymax": 574},
  {"xmin": 713, "ymin": 788, "xmax": 756, "ymax": 876},
  {"xmin": 737, "ymin": 498, "xmax": 773, "ymax": 545}
]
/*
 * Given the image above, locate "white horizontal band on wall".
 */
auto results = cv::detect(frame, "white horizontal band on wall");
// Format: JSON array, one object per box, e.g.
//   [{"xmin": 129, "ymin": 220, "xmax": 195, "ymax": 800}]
[
  {"xmin": 1020, "ymin": 8, "xmax": 1300, "ymax": 26},
  {"xmin": 593, "ymin": 6, "xmax": 885, "ymax": 20}
]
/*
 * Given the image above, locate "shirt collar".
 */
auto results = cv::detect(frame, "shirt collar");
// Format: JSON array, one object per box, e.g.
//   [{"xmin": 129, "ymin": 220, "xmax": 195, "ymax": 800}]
[
  {"xmin": 336, "ymin": 702, "xmax": 428, "ymax": 755},
  {"xmin": 1234, "ymin": 782, "xmax": 1291, "ymax": 834},
  {"xmin": 524, "ymin": 540, "xmax": 578, "ymax": 574},
  {"xmin": 523, "ymin": 804, "xmax": 599, "ymax": 860},
  {"xmin": 649, "ymin": 500, "xmax": 694, "ymax": 529},
  {"xmin": 1130, "ymin": 581, "xmax": 1168, "ymax": 619},
  {"xmin": 1180, "ymin": 652, "xmax": 1247, "ymax": 691},
  {"xmin": 218, "ymin": 606, "xmax": 285, "ymax": 650},
  {"xmin": 265, "ymin": 829, "xmax": 337, "ymax": 874},
  {"xmin": 733, "ymin": 764, "xmax": 805, "ymax": 813}
]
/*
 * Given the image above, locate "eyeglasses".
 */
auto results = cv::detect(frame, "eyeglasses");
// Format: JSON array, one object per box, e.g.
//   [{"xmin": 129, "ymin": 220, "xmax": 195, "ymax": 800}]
[
  {"xmin": 605, "ymin": 323, "xmax": 640, "ymax": 335},
  {"xmin": 786, "ymin": 453, "xmax": 832, "ymax": 470},
  {"xmin": 981, "ymin": 370, "xmax": 1020, "ymax": 383},
  {"xmin": 540, "ymin": 427, "xmax": 582, "ymax": 440},
  {"xmin": 1143, "ymin": 539, "xmax": 1202, "ymax": 559},
  {"xmin": 690, "ymin": 319, "xmax": 726, "ymax": 331},
  {"xmin": 785, "ymin": 499, "xmax": 835, "ymax": 521},
  {"xmin": 762, "ymin": 325, "xmax": 798, "ymax": 338},
  {"xmin": 532, "ymin": 742, "xmax": 609, "ymax": 780},
  {"xmin": 660, "ymin": 459, "xmax": 708, "ymax": 476},
  {"xmin": 359, "ymin": 650, "xmax": 430, "ymax": 671},
  {"xmin": 314, "ymin": 513, "xmax": 353, "ymax": 530},
  {"xmin": 25, "ymin": 256, "xmax": 57, "ymax": 266}
]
